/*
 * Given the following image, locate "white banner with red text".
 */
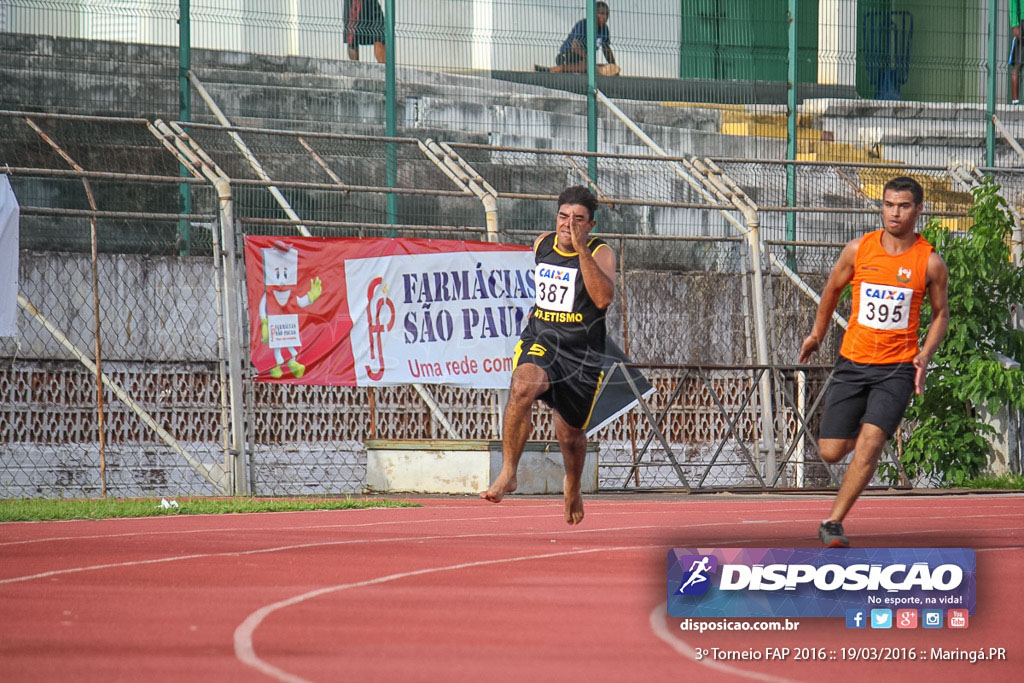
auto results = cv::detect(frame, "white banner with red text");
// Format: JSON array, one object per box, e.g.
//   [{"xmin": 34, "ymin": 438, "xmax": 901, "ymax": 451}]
[{"xmin": 244, "ymin": 236, "xmax": 534, "ymax": 387}]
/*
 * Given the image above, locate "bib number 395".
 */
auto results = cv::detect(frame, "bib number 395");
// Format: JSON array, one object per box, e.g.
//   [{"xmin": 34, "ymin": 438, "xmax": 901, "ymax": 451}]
[{"xmin": 857, "ymin": 282, "xmax": 913, "ymax": 331}]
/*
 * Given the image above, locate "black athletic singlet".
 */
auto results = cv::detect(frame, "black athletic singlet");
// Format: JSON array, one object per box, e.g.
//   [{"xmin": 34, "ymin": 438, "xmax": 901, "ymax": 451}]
[{"xmin": 521, "ymin": 233, "xmax": 608, "ymax": 369}]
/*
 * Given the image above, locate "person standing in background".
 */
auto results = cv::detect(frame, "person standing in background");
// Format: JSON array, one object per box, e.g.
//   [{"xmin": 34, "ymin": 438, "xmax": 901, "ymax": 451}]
[
  {"xmin": 1011, "ymin": 0, "xmax": 1024, "ymax": 103},
  {"xmin": 345, "ymin": 0, "xmax": 386, "ymax": 64}
]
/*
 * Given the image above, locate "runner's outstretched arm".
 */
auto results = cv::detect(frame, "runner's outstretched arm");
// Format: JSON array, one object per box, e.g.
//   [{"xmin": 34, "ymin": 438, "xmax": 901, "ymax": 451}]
[
  {"xmin": 798, "ymin": 239, "xmax": 858, "ymax": 363},
  {"xmin": 913, "ymin": 251, "xmax": 949, "ymax": 394}
]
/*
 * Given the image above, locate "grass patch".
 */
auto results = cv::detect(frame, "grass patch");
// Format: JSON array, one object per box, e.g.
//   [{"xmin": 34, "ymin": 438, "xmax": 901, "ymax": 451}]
[
  {"xmin": 958, "ymin": 472, "xmax": 1024, "ymax": 490},
  {"xmin": 0, "ymin": 497, "xmax": 420, "ymax": 522}
]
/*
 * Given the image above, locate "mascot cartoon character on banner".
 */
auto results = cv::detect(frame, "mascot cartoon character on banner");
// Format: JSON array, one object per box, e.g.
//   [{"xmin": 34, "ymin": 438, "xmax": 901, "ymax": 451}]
[{"xmin": 258, "ymin": 241, "xmax": 323, "ymax": 379}]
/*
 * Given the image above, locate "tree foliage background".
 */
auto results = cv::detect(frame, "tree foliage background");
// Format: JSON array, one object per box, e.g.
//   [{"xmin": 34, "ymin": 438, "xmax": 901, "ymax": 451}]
[{"xmin": 891, "ymin": 181, "xmax": 1024, "ymax": 486}]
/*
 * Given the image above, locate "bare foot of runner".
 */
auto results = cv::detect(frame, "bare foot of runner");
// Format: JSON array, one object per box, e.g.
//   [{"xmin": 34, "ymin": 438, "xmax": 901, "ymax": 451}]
[
  {"xmin": 480, "ymin": 470, "xmax": 517, "ymax": 503},
  {"xmin": 563, "ymin": 475, "xmax": 584, "ymax": 525}
]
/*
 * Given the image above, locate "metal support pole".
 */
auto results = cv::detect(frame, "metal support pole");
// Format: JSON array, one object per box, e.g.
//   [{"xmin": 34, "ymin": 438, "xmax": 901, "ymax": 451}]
[
  {"xmin": 744, "ymin": 221, "xmax": 778, "ymax": 484},
  {"xmin": 23, "ymin": 117, "xmax": 108, "ymax": 498},
  {"xmin": 154, "ymin": 118, "xmax": 249, "ymax": 494},
  {"xmin": 786, "ymin": 0, "xmax": 798, "ymax": 270},
  {"xmin": 146, "ymin": 121, "xmax": 232, "ymax": 474},
  {"xmin": 178, "ymin": 0, "xmax": 192, "ymax": 255},
  {"xmin": 434, "ymin": 140, "xmax": 499, "ymax": 242},
  {"xmin": 993, "ymin": 115, "xmax": 1024, "ymax": 163},
  {"xmin": 221, "ymin": 210, "xmax": 249, "ymax": 495},
  {"xmin": 586, "ymin": 0, "xmax": 598, "ymax": 183},
  {"xmin": 385, "ymin": 0, "xmax": 398, "ymax": 226},
  {"xmin": 986, "ymin": 0, "xmax": 996, "ymax": 167},
  {"xmin": 796, "ymin": 370, "xmax": 806, "ymax": 487},
  {"xmin": 619, "ymin": 239, "xmax": 640, "ymax": 487}
]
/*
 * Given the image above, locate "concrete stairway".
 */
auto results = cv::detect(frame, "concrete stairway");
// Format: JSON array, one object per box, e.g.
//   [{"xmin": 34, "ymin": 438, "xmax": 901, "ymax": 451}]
[{"xmin": 6, "ymin": 33, "xmax": 1022, "ymax": 255}]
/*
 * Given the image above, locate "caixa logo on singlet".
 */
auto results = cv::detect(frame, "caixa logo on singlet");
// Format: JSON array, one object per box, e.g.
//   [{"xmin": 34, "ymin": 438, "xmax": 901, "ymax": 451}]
[{"xmin": 536, "ymin": 266, "xmax": 571, "ymax": 281}]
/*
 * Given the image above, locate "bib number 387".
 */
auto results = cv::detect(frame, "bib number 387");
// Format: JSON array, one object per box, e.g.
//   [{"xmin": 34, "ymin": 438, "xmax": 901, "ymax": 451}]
[
  {"xmin": 534, "ymin": 263, "xmax": 578, "ymax": 313},
  {"xmin": 857, "ymin": 282, "xmax": 913, "ymax": 330}
]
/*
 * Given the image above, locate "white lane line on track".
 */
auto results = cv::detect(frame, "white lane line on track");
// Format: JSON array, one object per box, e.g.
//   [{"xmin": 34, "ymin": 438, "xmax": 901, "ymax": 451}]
[
  {"xmin": 233, "ymin": 544, "xmax": 655, "ymax": 683},
  {"xmin": 4, "ymin": 520, "xmax": 1020, "ymax": 586},
  {"xmin": 237, "ymin": 544, "xmax": 1024, "ymax": 683},
  {"xmin": 7, "ymin": 523, "xmax": 864, "ymax": 585},
  {"xmin": 0, "ymin": 504, "xmax": 861, "ymax": 548},
  {"xmin": 0, "ymin": 507, "xmax": 734, "ymax": 547},
  {"xmin": 0, "ymin": 513, "xmax": 845, "ymax": 584},
  {"xmin": 854, "ymin": 526, "xmax": 1024, "ymax": 539},
  {"xmin": 5, "ymin": 502, "xmax": 1020, "ymax": 548},
  {"xmin": 740, "ymin": 511, "xmax": 1017, "ymax": 525},
  {"xmin": 0, "ymin": 523, "xmax": 686, "ymax": 584},
  {"xmin": 648, "ymin": 602, "xmax": 800, "ymax": 683}
]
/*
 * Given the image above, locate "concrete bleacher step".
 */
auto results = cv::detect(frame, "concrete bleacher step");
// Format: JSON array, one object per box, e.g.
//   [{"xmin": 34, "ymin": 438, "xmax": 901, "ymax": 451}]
[
  {"xmin": 190, "ymin": 71, "xmax": 778, "ymax": 162},
  {"xmin": 7, "ymin": 34, "xmax": 1006, "ymax": 233},
  {"xmin": 1, "ymin": 33, "xmax": 844, "ymax": 168},
  {"xmin": 20, "ymin": 51, "xmax": 973, "ymax": 176}
]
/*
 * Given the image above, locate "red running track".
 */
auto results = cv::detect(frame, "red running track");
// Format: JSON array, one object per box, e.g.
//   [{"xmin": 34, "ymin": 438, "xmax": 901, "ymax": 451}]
[{"xmin": 0, "ymin": 493, "xmax": 1021, "ymax": 682}]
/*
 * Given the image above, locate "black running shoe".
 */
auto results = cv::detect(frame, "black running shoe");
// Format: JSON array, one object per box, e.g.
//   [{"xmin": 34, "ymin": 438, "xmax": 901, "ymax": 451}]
[{"xmin": 819, "ymin": 520, "xmax": 849, "ymax": 548}]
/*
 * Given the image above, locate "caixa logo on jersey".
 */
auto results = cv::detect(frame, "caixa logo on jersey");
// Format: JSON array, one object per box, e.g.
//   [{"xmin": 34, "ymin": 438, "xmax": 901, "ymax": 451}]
[{"xmin": 667, "ymin": 548, "xmax": 976, "ymax": 618}]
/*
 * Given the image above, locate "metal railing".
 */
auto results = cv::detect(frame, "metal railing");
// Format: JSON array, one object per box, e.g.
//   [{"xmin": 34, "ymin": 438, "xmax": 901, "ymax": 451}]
[{"xmin": 2, "ymin": 109, "xmax": 1021, "ymax": 498}]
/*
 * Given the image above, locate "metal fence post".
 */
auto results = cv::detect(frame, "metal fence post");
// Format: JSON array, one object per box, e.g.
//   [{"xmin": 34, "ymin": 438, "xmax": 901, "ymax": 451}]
[
  {"xmin": 385, "ymin": 0, "xmax": 398, "ymax": 226},
  {"xmin": 23, "ymin": 117, "xmax": 109, "ymax": 497},
  {"xmin": 786, "ymin": 0, "xmax": 798, "ymax": 271},
  {"xmin": 218, "ymin": 199, "xmax": 248, "ymax": 495},
  {"xmin": 743, "ymin": 216, "xmax": 777, "ymax": 485},
  {"xmin": 586, "ymin": 0, "xmax": 598, "ymax": 183},
  {"xmin": 178, "ymin": 0, "xmax": 191, "ymax": 256},
  {"xmin": 986, "ymin": 0, "xmax": 996, "ymax": 167}
]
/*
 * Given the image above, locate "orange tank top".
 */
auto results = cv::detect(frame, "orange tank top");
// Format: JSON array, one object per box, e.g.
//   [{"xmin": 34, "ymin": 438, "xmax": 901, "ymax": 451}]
[{"xmin": 840, "ymin": 229, "xmax": 933, "ymax": 364}]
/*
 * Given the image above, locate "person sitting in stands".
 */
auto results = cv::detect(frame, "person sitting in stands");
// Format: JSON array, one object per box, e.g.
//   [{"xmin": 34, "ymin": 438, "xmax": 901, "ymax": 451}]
[{"xmin": 535, "ymin": 2, "xmax": 617, "ymax": 75}]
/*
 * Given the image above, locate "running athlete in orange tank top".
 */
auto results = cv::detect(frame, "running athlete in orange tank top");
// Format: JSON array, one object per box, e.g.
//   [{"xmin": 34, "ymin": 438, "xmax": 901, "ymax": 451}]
[
  {"xmin": 841, "ymin": 229, "xmax": 934, "ymax": 365},
  {"xmin": 797, "ymin": 177, "xmax": 949, "ymax": 549}
]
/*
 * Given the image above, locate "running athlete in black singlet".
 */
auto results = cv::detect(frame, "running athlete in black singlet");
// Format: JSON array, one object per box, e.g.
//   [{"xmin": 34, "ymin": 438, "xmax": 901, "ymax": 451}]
[
  {"xmin": 481, "ymin": 186, "xmax": 616, "ymax": 525},
  {"xmin": 516, "ymin": 231, "xmax": 609, "ymax": 427}
]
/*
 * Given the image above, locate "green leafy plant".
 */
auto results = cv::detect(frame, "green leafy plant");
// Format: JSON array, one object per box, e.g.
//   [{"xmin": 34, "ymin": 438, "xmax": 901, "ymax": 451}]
[
  {"xmin": 960, "ymin": 472, "xmax": 1024, "ymax": 489},
  {"xmin": 891, "ymin": 180, "xmax": 1024, "ymax": 486}
]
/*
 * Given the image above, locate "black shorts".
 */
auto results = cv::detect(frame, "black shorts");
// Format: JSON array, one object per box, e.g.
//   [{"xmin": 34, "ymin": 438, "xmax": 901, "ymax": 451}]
[
  {"xmin": 345, "ymin": 0, "xmax": 385, "ymax": 46},
  {"xmin": 512, "ymin": 337, "xmax": 603, "ymax": 430},
  {"xmin": 819, "ymin": 356, "xmax": 915, "ymax": 439}
]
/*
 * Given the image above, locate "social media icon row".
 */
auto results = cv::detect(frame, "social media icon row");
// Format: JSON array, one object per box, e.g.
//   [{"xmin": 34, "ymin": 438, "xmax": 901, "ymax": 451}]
[{"xmin": 846, "ymin": 608, "xmax": 968, "ymax": 629}]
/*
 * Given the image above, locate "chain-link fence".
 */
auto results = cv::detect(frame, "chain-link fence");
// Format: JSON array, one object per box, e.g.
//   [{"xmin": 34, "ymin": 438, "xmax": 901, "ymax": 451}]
[
  {"xmin": 4, "ymin": 2, "xmax": 1024, "ymax": 156},
  {"xmin": 5, "ymin": 1, "xmax": 1024, "ymax": 272},
  {"xmin": 3, "ymin": 0, "xmax": 1023, "ymax": 496},
  {"xmin": 3, "ymin": 109, "xmax": 1021, "ymax": 498}
]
